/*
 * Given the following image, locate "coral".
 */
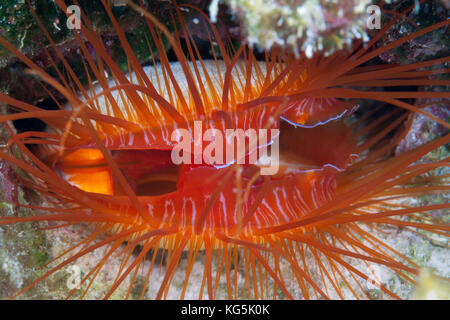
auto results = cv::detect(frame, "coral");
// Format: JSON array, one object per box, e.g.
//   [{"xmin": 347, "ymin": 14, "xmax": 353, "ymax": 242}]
[
  {"xmin": 222, "ymin": 0, "xmax": 373, "ymax": 57},
  {"xmin": 376, "ymin": 0, "xmax": 449, "ymax": 64}
]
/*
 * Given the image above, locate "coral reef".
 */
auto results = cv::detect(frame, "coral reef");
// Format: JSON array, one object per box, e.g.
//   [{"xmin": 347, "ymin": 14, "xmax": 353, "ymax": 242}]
[{"xmin": 222, "ymin": 0, "xmax": 373, "ymax": 57}]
